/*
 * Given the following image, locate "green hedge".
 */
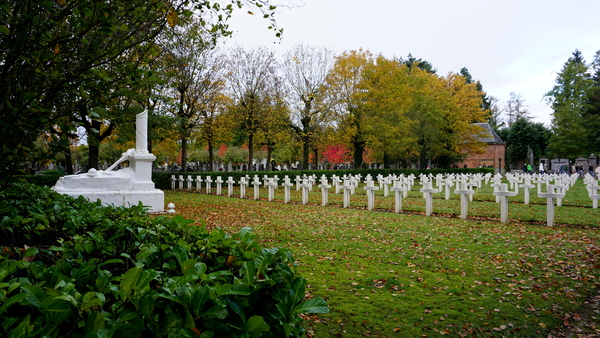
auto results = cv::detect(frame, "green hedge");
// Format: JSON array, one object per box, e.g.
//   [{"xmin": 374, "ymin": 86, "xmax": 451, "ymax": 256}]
[
  {"xmin": 12, "ymin": 170, "xmax": 64, "ymax": 187},
  {"xmin": 0, "ymin": 183, "xmax": 328, "ymax": 337},
  {"xmin": 11, "ymin": 168, "xmax": 494, "ymax": 190}
]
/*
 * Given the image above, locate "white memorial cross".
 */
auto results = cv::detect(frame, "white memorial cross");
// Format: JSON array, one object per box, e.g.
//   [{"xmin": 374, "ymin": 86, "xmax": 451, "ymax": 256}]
[
  {"xmin": 419, "ymin": 181, "xmax": 439, "ymax": 216},
  {"xmin": 490, "ymin": 176, "xmax": 503, "ymax": 203},
  {"xmin": 440, "ymin": 177, "xmax": 454, "ymax": 200},
  {"xmin": 552, "ymin": 180, "xmax": 568, "ymax": 207},
  {"xmin": 295, "ymin": 176, "xmax": 303, "ymax": 191},
  {"xmin": 282, "ymin": 176, "xmax": 294, "ymax": 204},
  {"xmin": 239, "ymin": 177, "xmax": 248, "ymax": 199},
  {"xmin": 266, "ymin": 178, "xmax": 277, "ymax": 202},
  {"xmin": 171, "ymin": 175, "xmax": 177, "ymax": 191},
  {"xmin": 454, "ymin": 181, "xmax": 475, "ymax": 220},
  {"xmin": 318, "ymin": 176, "xmax": 332, "ymax": 206},
  {"xmin": 340, "ymin": 179, "xmax": 354, "ymax": 208},
  {"xmin": 308, "ymin": 175, "xmax": 316, "ymax": 191},
  {"xmin": 381, "ymin": 177, "xmax": 392, "ymax": 197},
  {"xmin": 186, "ymin": 175, "xmax": 193, "ymax": 192},
  {"xmin": 226, "ymin": 177, "xmax": 235, "ymax": 197},
  {"xmin": 364, "ymin": 179, "xmax": 380, "ymax": 211},
  {"xmin": 252, "ymin": 176, "xmax": 262, "ymax": 200},
  {"xmin": 519, "ymin": 177, "xmax": 536, "ymax": 205},
  {"xmin": 538, "ymin": 185, "xmax": 561, "ymax": 226},
  {"xmin": 390, "ymin": 180, "xmax": 406, "ymax": 213},
  {"xmin": 178, "ymin": 175, "xmax": 185, "ymax": 191},
  {"xmin": 332, "ymin": 175, "xmax": 342, "ymax": 194},
  {"xmin": 195, "ymin": 176, "xmax": 203, "ymax": 193},
  {"xmin": 492, "ymin": 183, "xmax": 517, "ymax": 223},
  {"xmin": 205, "ymin": 176, "xmax": 213, "ymax": 194},
  {"xmin": 215, "ymin": 176, "xmax": 223, "ymax": 196},
  {"xmin": 349, "ymin": 176, "xmax": 357, "ymax": 195},
  {"xmin": 299, "ymin": 178, "xmax": 311, "ymax": 205}
]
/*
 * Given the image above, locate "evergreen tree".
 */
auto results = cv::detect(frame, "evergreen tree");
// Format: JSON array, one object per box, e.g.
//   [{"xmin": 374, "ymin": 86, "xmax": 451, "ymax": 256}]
[
  {"xmin": 583, "ymin": 50, "xmax": 600, "ymax": 154},
  {"xmin": 545, "ymin": 50, "xmax": 593, "ymax": 158}
]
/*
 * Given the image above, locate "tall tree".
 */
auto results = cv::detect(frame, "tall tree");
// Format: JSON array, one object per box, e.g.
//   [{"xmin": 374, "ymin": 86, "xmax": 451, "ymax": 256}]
[
  {"xmin": 505, "ymin": 92, "xmax": 529, "ymax": 126},
  {"xmin": 359, "ymin": 56, "xmax": 417, "ymax": 167},
  {"xmin": 399, "ymin": 53, "xmax": 437, "ymax": 74},
  {"xmin": 283, "ymin": 43, "xmax": 335, "ymax": 169},
  {"xmin": 583, "ymin": 50, "xmax": 600, "ymax": 154},
  {"xmin": 504, "ymin": 117, "xmax": 550, "ymax": 166},
  {"xmin": 162, "ymin": 22, "xmax": 225, "ymax": 171},
  {"xmin": 545, "ymin": 50, "xmax": 593, "ymax": 158},
  {"xmin": 459, "ymin": 67, "xmax": 492, "ymax": 117},
  {"xmin": 0, "ymin": 0, "xmax": 281, "ymax": 182},
  {"xmin": 327, "ymin": 49, "xmax": 373, "ymax": 169},
  {"xmin": 226, "ymin": 46, "xmax": 277, "ymax": 171}
]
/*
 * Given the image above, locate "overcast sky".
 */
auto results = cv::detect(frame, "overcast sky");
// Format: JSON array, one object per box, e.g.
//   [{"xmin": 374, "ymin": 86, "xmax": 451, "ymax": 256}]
[{"xmin": 220, "ymin": 0, "xmax": 600, "ymax": 126}]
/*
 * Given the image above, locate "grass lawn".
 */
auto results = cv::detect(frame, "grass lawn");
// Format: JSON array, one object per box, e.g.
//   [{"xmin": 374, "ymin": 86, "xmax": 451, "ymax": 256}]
[{"xmin": 164, "ymin": 179, "xmax": 600, "ymax": 337}]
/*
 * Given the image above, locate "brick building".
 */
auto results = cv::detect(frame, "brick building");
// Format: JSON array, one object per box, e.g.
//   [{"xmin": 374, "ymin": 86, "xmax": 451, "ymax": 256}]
[{"xmin": 455, "ymin": 122, "xmax": 506, "ymax": 173}]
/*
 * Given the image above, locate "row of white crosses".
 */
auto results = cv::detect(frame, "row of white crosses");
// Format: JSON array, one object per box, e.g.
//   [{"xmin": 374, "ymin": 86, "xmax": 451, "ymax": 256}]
[{"xmin": 171, "ymin": 171, "xmax": 596, "ymax": 226}]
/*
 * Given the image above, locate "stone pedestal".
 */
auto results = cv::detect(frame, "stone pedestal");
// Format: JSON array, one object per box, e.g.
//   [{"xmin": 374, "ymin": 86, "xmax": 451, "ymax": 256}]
[{"xmin": 53, "ymin": 111, "xmax": 164, "ymax": 212}]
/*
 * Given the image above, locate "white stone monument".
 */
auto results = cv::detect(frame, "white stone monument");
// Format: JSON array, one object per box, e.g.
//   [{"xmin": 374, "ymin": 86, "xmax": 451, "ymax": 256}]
[{"xmin": 52, "ymin": 111, "xmax": 164, "ymax": 212}]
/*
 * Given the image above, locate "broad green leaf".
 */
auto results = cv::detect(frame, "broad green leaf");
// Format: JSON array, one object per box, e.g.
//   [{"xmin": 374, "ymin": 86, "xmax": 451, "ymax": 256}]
[
  {"xmin": 112, "ymin": 317, "xmax": 144, "ymax": 338},
  {"xmin": 202, "ymin": 305, "xmax": 228, "ymax": 319},
  {"xmin": 172, "ymin": 244, "xmax": 189, "ymax": 266},
  {"xmin": 245, "ymin": 316, "xmax": 269, "ymax": 334},
  {"xmin": 156, "ymin": 313, "xmax": 183, "ymax": 337},
  {"xmin": 44, "ymin": 300, "xmax": 73, "ymax": 323},
  {"xmin": 191, "ymin": 286, "xmax": 210, "ymax": 316},
  {"xmin": 22, "ymin": 284, "xmax": 44, "ymax": 308},
  {"xmin": 290, "ymin": 277, "xmax": 306, "ymax": 306},
  {"xmin": 84, "ymin": 312, "xmax": 105, "ymax": 334},
  {"xmin": 9, "ymin": 314, "xmax": 31, "ymax": 338},
  {"xmin": 22, "ymin": 247, "xmax": 38, "ymax": 257},
  {"xmin": 292, "ymin": 298, "xmax": 329, "ymax": 316},
  {"xmin": 139, "ymin": 293, "xmax": 157, "ymax": 317},
  {"xmin": 135, "ymin": 245, "xmax": 158, "ymax": 262},
  {"xmin": 119, "ymin": 267, "xmax": 142, "ymax": 301}
]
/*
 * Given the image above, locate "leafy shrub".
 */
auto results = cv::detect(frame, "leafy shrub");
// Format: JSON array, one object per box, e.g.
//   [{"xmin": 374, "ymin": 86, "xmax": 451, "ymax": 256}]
[{"xmin": 0, "ymin": 183, "xmax": 328, "ymax": 337}]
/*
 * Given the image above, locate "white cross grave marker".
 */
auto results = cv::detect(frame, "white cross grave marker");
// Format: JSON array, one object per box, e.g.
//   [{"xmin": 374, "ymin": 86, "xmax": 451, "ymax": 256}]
[
  {"xmin": 492, "ymin": 183, "xmax": 517, "ymax": 223},
  {"xmin": 419, "ymin": 181, "xmax": 439, "ymax": 216}
]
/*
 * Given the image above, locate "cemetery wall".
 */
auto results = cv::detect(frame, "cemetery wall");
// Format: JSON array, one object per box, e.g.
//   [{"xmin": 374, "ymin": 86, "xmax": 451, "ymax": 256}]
[{"xmin": 456, "ymin": 143, "xmax": 505, "ymax": 169}]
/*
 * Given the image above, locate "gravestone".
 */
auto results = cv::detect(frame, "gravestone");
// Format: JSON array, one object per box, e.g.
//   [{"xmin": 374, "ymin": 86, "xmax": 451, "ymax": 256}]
[
  {"xmin": 492, "ymin": 183, "xmax": 517, "ymax": 223},
  {"xmin": 318, "ymin": 176, "xmax": 332, "ymax": 206},
  {"xmin": 226, "ymin": 177, "xmax": 235, "ymax": 197},
  {"xmin": 419, "ymin": 181, "xmax": 439, "ymax": 216},
  {"xmin": 282, "ymin": 176, "xmax": 294, "ymax": 204}
]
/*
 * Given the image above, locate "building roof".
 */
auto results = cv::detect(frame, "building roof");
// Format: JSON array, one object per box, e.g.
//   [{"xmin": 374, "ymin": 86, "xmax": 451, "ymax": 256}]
[{"xmin": 473, "ymin": 122, "xmax": 505, "ymax": 144}]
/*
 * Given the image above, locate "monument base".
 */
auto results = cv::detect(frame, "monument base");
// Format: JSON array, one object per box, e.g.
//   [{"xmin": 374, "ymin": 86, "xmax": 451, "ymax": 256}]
[
  {"xmin": 53, "ymin": 167, "xmax": 165, "ymax": 212},
  {"xmin": 56, "ymin": 189, "xmax": 165, "ymax": 212}
]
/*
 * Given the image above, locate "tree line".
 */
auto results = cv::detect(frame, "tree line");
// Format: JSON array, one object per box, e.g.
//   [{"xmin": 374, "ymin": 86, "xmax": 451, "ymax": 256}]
[
  {"xmin": 4, "ymin": 1, "xmax": 595, "ymax": 180},
  {"xmin": 2, "ymin": 2, "xmax": 491, "ymax": 177}
]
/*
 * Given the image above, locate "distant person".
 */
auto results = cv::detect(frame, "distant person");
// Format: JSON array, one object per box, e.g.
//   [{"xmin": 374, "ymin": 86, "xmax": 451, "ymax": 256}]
[
  {"xmin": 539, "ymin": 163, "xmax": 544, "ymax": 175},
  {"xmin": 526, "ymin": 164, "xmax": 532, "ymax": 174}
]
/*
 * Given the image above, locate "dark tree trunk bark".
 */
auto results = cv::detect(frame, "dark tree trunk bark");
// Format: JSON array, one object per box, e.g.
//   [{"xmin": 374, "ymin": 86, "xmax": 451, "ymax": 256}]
[
  {"xmin": 181, "ymin": 135, "xmax": 188, "ymax": 172},
  {"xmin": 65, "ymin": 146, "xmax": 73, "ymax": 175},
  {"xmin": 248, "ymin": 133, "xmax": 254, "ymax": 171},
  {"xmin": 208, "ymin": 140, "xmax": 214, "ymax": 172}
]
